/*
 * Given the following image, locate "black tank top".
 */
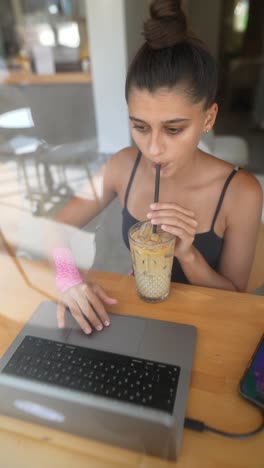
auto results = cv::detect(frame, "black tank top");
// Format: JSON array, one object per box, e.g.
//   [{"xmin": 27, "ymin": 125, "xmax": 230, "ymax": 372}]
[{"xmin": 122, "ymin": 151, "xmax": 240, "ymax": 284}]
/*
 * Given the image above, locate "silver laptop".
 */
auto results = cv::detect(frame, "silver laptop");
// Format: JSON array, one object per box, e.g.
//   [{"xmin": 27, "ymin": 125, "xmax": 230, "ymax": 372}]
[{"xmin": 0, "ymin": 301, "xmax": 196, "ymax": 460}]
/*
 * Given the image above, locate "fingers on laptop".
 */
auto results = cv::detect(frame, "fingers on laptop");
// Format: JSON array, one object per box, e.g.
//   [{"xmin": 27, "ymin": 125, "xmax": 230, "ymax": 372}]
[
  {"xmin": 57, "ymin": 283, "xmax": 115, "ymax": 334},
  {"xmin": 84, "ymin": 287, "xmax": 111, "ymax": 329},
  {"xmin": 57, "ymin": 298, "xmax": 93, "ymax": 335},
  {"xmin": 91, "ymin": 283, "xmax": 118, "ymax": 306},
  {"xmin": 57, "ymin": 302, "xmax": 65, "ymax": 329}
]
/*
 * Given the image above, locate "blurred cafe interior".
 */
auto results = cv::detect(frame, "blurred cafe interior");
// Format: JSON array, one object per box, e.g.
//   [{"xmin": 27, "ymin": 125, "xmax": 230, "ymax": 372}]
[
  {"xmin": 0, "ymin": 0, "xmax": 263, "ymax": 286},
  {"xmin": 0, "ymin": 2, "xmax": 264, "ymax": 466}
]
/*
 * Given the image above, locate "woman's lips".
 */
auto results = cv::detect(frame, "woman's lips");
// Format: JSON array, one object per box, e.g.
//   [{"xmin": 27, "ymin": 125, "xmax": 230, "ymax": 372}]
[{"xmin": 152, "ymin": 162, "xmax": 169, "ymax": 170}]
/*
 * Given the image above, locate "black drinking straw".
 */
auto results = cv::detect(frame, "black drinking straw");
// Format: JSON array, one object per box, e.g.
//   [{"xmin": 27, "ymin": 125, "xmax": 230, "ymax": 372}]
[{"xmin": 153, "ymin": 164, "xmax": 161, "ymax": 233}]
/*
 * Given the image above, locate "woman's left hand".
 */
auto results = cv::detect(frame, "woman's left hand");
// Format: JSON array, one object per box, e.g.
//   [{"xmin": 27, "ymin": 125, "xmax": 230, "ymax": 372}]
[{"xmin": 147, "ymin": 202, "xmax": 198, "ymax": 262}]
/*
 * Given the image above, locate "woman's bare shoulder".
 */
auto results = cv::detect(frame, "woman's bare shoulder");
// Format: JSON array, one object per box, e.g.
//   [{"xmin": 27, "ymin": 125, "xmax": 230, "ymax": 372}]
[
  {"xmin": 198, "ymin": 149, "xmax": 234, "ymax": 177},
  {"xmin": 230, "ymin": 168, "xmax": 263, "ymax": 203},
  {"xmin": 223, "ymin": 168, "xmax": 263, "ymax": 222},
  {"xmin": 108, "ymin": 146, "xmax": 139, "ymax": 169},
  {"xmin": 103, "ymin": 146, "xmax": 139, "ymax": 190},
  {"xmin": 106, "ymin": 146, "xmax": 138, "ymax": 175},
  {"xmin": 199, "ymin": 151, "xmax": 259, "ymax": 190},
  {"xmin": 198, "ymin": 151, "xmax": 263, "ymax": 211}
]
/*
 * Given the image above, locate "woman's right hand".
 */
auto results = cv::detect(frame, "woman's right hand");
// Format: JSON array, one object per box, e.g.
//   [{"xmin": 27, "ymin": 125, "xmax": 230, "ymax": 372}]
[{"xmin": 56, "ymin": 282, "xmax": 118, "ymax": 334}]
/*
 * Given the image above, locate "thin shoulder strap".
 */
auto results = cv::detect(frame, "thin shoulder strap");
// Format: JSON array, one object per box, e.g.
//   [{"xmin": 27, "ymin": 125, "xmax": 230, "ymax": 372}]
[
  {"xmin": 124, "ymin": 151, "xmax": 142, "ymax": 209},
  {"xmin": 211, "ymin": 166, "xmax": 240, "ymax": 231}
]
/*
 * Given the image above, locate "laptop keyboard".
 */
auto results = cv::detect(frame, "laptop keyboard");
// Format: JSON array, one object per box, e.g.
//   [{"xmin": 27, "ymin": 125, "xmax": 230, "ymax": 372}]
[{"xmin": 2, "ymin": 335, "xmax": 180, "ymax": 414}]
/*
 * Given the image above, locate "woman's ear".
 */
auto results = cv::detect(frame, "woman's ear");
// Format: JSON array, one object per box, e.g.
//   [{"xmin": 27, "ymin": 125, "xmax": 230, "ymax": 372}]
[{"xmin": 203, "ymin": 103, "xmax": 218, "ymax": 133}]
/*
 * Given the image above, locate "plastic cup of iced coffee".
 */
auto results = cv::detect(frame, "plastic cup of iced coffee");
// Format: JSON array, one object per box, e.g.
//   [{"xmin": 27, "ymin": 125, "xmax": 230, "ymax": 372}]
[{"xmin": 128, "ymin": 221, "xmax": 175, "ymax": 302}]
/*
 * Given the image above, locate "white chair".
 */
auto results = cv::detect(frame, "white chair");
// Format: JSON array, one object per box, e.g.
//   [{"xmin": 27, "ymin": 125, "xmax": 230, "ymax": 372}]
[
  {"xmin": 198, "ymin": 129, "xmax": 249, "ymax": 167},
  {"xmin": 213, "ymin": 135, "xmax": 249, "ymax": 167}
]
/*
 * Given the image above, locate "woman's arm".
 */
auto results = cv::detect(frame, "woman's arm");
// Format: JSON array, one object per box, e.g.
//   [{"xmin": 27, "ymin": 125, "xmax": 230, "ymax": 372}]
[
  {"xmin": 147, "ymin": 172, "xmax": 263, "ymax": 291},
  {"xmin": 214, "ymin": 172, "xmax": 263, "ymax": 291},
  {"xmin": 54, "ymin": 156, "xmax": 119, "ymax": 228},
  {"xmin": 46, "ymin": 151, "xmax": 124, "ymax": 253},
  {"xmin": 46, "ymin": 150, "xmax": 126, "ymax": 333}
]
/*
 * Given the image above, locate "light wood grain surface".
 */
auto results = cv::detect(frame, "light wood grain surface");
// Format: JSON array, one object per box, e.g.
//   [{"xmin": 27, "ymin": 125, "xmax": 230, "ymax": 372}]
[
  {"xmin": 0, "ymin": 71, "xmax": 92, "ymax": 85},
  {"xmin": 0, "ymin": 236, "xmax": 263, "ymax": 468}
]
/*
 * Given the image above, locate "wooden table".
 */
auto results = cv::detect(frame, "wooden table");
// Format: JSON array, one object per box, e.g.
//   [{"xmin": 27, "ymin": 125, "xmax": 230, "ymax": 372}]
[
  {"xmin": 0, "ymin": 71, "xmax": 92, "ymax": 85},
  {"xmin": 0, "ymin": 240, "xmax": 263, "ymax": 467}
]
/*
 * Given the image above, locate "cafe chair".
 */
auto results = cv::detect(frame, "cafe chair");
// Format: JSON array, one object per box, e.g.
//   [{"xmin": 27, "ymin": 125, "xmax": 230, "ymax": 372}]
[
  {"xmin": 198, "ymin": 129, "xmax": 249, "ymax": 167},
  {"xmin": 0, "ymin": 84, "xmax": 99, "ymax": 217},
  {"xmin": 0, "ymin": 84, "xmax": 49, "ymax": 213}
]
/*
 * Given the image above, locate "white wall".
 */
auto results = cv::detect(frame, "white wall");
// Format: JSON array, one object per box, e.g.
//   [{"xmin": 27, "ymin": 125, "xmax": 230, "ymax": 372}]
[{"xmin": 85, "ymin": 0, "xmax": 131, "ymax": 153}]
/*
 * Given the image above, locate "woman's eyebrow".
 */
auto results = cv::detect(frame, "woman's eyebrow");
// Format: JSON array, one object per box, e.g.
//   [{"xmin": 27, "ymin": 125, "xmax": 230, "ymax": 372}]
[
  {"xmin": 129, "ymin": 116, "xmax": 190, "ymax": 124},
  {"xmin": 164, "ymin": 118, "xmax": 190, "ymax": 123},
  {"xmin": 129, "ymin": 116, "xmax": 147, "ymax": 123}
]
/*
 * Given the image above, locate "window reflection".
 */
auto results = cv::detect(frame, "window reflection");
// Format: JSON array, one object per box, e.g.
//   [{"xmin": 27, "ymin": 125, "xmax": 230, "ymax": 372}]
[
  {"xmin": 1, "ymin": 0, "xmax": 88, "ymax": 73},
  {"xmin": 57, "ymin": 22, "xmax": 80, "ymax": 48},
  {"xmin": 0, "ymin": 108, "xmax": 34, "ymax": 129},
  {"xmin": 38, "ymin": 24, "xmax": 56, "ymax": 47},
  {"xmin": 233, "ymin": 0, "xmax": 249, "ymax": 33}
]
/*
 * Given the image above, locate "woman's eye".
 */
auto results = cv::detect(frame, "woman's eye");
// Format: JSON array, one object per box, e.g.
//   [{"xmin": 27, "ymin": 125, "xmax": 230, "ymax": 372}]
[
  {"xmin": 166, "ymin": 128, "xmax": 182, "ymax": 134},
  {"xmin": 133, "ymin": 125, "xmax": 148, "ymax": 133}
]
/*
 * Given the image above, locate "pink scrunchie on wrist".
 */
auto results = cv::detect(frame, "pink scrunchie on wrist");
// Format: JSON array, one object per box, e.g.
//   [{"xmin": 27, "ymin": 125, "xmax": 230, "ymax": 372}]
[{"xmin": 53, "ymin": 247, "xmax": 84, "ymax": 293}]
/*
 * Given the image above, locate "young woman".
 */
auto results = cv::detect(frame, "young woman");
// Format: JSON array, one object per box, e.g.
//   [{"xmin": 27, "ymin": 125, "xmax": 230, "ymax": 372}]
[{"xmin": 52, "ymin": 0, "xmax": 263, "ymax": 334}]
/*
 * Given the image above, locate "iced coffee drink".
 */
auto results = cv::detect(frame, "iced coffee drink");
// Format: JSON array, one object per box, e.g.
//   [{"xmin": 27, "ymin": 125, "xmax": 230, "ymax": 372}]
[{"xmin": 128, "ymin": 221, "xmax": 175, "ymax": 302}]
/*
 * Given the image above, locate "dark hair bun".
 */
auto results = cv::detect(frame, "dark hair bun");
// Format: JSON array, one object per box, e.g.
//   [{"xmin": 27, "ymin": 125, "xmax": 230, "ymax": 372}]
[{"xmin": 143, "ymin": 0, "xmax": 188, "ymax": 49}]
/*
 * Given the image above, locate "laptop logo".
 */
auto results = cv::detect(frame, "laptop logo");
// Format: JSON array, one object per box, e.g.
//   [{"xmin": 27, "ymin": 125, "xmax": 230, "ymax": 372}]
[{"xmin": 14, "ymin": 400, "xmax": 65, "ymax": 423}]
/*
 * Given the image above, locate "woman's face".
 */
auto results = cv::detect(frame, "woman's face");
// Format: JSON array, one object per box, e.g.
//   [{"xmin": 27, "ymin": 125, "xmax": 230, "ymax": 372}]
[{"xmin": 128, "ymin": 87, "xmax": 217, "ymax": 177}]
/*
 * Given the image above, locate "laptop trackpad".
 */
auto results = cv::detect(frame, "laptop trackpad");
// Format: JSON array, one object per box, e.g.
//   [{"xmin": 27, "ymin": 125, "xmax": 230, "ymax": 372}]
[{"xmin": 67, "ymin": 313, "xmax": 146, "ymax": 355}]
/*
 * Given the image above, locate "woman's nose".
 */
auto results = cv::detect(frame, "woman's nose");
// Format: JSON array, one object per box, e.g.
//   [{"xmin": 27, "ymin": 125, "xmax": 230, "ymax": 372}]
[{"xmin": 148, "ymin": 133, "xmax": 163, "ymax": 157}]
